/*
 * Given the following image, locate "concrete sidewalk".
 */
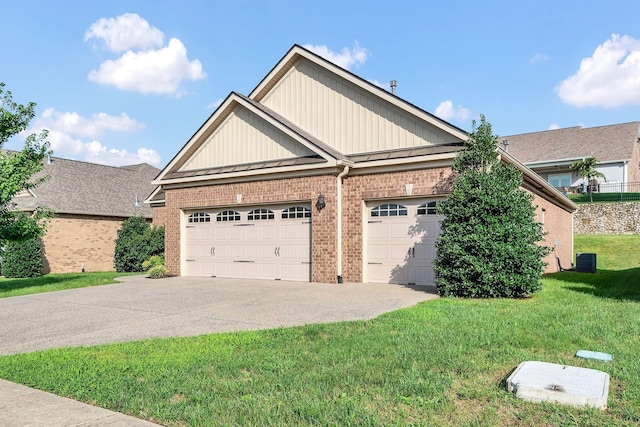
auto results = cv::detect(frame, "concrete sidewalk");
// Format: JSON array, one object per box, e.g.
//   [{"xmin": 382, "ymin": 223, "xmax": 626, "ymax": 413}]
[
  {"xmin": 0, "ymin": 276, "xmax": 437, "ymax": 425},
  {"xmin": 0, "ymin": 379, "xmax": 160, "ymax": 426}
]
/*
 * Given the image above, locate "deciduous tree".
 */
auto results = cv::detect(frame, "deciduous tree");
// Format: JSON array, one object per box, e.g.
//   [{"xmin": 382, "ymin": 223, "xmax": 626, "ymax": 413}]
[{"xmin": 0, "ymin": 82, "xmax": 53, "ymax": 242}]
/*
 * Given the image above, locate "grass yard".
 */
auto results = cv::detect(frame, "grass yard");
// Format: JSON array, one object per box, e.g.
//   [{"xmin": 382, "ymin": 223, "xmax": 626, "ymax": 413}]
[
  {"xmin": 0, "ymin": 272, "xmax": 139, "ymax": 298},
  {"xmin": 0, "ymin": 236, "xmax": 639, "ymax": 426}
]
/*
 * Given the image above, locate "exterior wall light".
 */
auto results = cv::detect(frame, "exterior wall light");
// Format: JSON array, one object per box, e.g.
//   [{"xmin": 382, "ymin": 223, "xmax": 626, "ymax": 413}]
[{"xmin": 316, "ymin": 193, "xmax": 326, "ymax": 210}]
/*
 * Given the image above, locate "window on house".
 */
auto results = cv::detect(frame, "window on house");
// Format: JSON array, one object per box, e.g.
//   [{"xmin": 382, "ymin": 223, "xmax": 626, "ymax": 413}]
[
  {"xmin": 282, "ymin": 206, "xmax": 311, "ymax": 219},
  {"xmin": 417, "ymin": 201, "xmax": 438, "ymax": 215},
  {"xmin": 216, "ymin": 210, "xmax": 241, "ymax": 222},
  {"xmin": 371, "ymin": 203, "xmax": 408, "ymax": 217},
  {"xmin": 548, "ymin": 174, "xmax": 571, "ymax": 188},
  {"xmin": 248, "ymin": 208, "xmax": 275, "ymax": 220},
  {"xmin": 188, "ymin": 212, "xmax": 211, "ymax": 223}
]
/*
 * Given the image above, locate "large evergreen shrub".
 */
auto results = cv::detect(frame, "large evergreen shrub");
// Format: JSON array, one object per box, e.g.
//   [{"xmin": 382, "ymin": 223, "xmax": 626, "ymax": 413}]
[
  {"xmin": 1, "ymin": 237, "xmax": 43, "ymax": 277},
  {"xmin": 433, "ymin": 116, "xmax": 549, "ymax": 298},
  {"xmin": 114, "ymin": 216, "xmax": 165, "ymax": 272}
]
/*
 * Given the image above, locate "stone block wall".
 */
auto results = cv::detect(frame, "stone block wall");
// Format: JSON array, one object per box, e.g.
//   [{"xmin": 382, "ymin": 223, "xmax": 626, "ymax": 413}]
[{"xmin": 574, "ymin": 202, "xmax": 640, "ymax": 234}]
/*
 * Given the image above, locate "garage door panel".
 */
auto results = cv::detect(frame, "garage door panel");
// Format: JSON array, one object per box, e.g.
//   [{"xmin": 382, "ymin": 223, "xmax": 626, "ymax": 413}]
[
  {"xmin": 185, "ymin": 205, "xmax": 311, "ymax": 282},
  {"xmin": 367, "ymin": 200, "xmax": 443, "ymax": 286}
]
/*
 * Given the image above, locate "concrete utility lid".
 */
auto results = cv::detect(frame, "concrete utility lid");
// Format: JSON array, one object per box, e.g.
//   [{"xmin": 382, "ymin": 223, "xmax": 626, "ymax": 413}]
[{"xmin": 506, "ymin": 361, "xmax": 609, "ymax": 409}]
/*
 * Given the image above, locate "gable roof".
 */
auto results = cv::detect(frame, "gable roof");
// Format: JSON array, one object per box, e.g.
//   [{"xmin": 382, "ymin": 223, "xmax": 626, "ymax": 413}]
[
  {"xmin": 152, "ymin": 44, "xmax": 469, "ymax": 188},
  {"xmin": 501, "ymin": 122, "xmax": 640, "ymax": 165},
  {"xmin": 11, "ymin": 155, "xmax": 159, "ymax": 218}
]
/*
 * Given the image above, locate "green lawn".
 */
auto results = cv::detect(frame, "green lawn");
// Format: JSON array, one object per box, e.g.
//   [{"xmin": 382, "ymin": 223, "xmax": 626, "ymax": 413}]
[
  {"xmin": 0, "ymin": 236, "xmax": 639, "ymax": 426},
  {"xmin": 0, "ymin": 272, "xmax": 139, "ymax": 298}
]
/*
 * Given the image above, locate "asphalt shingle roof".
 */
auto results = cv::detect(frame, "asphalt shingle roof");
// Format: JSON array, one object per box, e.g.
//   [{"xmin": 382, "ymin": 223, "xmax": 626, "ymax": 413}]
[
  {"xmin": 501, "ymin": 122, "xmax": 640, "ymax": 164},
  {"xmin": 11, "ymin": 156, "xmax": 159, "ymax": 218}
]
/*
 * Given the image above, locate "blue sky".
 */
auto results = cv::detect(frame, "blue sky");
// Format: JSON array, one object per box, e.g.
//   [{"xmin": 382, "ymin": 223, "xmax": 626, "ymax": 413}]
[{"xmin": 2, "ymin": 1, "xmax": 639, "ymax": 168}]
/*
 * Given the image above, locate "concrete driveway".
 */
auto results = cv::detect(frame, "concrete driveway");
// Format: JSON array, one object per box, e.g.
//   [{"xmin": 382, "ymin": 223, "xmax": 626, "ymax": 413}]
[{"xmin": 0, "ymin": 276, "xmax": 438, "ymax": 356}]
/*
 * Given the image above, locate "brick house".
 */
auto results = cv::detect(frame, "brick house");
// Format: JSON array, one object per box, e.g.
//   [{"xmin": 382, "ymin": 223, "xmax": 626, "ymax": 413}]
[
  {"xmin": 149, "ymin": 45, "xmax": 576, "ymax": 285},
  {"xmin": 12, "ymin": 156, "xmax": 159, "ymax": 273},
  {"xmin": 501, "ymin": 122, "xmax": 640, "ymax": 192}
]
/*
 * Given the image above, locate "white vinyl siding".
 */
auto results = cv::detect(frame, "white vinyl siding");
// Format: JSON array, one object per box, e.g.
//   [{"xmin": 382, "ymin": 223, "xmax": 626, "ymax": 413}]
[
  {"xmin": 261, "ymin": 58, "xmax": 454, "ymax": 155},
  {"xmin": 179, "ymin": 106, "xmax": 316, "ymax": 172}
]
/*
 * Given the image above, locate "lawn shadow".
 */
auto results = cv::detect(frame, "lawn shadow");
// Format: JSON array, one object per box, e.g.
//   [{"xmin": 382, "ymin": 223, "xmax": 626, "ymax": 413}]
[{"xmin": 549, "ymin": 267, "xmax": 640, "ymax": 302}]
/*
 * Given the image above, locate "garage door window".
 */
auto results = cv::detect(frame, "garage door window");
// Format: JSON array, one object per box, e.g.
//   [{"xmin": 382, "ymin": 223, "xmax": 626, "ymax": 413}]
[
  {"xmin": 417, "ymin": 201, "xmax": 438, "ymax": 215},
  {"xmin": 188, "ymin": 212, "xmax": 211, "ymax": 223},
  {"xmin": 248, "ymin": 208, "xmax": 275, "ymax": 220},
  {"xmin": 371, "ymin": 203, "xmax": 407, "ymax": 217},
  {"xmin": 282, "ymin": 206, "xmax": 311, "ymax": 219},
  {"xmin": 217, "ymin": 210, "xmax": 241, "ymax": 222}
]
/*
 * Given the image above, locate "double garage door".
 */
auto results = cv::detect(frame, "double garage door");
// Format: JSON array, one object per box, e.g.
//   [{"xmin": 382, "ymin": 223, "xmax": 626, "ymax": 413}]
[
  {"xmin": 367, "ymin": 199, "xmax": 443, "ymax": 286},
  {"xmin": 184, "ymin": 204, "xmax": 311, "ymax": 281}
]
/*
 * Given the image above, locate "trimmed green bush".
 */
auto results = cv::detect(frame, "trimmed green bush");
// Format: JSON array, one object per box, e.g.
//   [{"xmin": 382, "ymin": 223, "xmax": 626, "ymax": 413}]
[
  {"xmin": 114, "ymin": 217, "xmax": 165, "ymax": 273},
  {"xmin": 1, "ymin": 237, "xmax": 43, "ymax": 278},
  {"xmin": 433, "ymin": 116, "xmax": 549, "ymax": 298}
]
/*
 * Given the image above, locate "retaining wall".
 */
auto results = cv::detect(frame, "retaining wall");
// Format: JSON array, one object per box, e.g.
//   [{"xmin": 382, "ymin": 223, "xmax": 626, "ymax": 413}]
[{"xmin": 574, "ymin": 202, "xmax": 640, "ymax": 234}]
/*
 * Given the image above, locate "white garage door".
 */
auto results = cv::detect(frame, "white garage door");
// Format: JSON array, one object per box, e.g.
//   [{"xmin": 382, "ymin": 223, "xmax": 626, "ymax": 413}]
[
  {"xmin": 185, "ymin": 205, "xmax": 311, "ymax": 281},
  {"xmin": 367, "ymin": 199, "xmax": 443, "ymax": 286}
]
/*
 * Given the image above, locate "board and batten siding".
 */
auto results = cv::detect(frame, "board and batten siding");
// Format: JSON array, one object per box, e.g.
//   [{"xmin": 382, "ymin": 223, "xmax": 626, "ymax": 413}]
[
  {"xmin": 261, "ymin": 58, "xmax": 453, "ymax": 154},
  {"xmin": 180, "ymin": 106, "xmax": 316, "ymax": 171}
]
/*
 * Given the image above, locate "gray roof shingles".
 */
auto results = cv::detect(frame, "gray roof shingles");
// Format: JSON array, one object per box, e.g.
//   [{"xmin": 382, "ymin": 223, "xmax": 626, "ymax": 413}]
[
  {"xmin": 501, "ymin": 122, "xmax": 640, "ymax": 164},
  {"xmin": 11, "ymin": 156, "xmax": 159, "ymax": 218}
]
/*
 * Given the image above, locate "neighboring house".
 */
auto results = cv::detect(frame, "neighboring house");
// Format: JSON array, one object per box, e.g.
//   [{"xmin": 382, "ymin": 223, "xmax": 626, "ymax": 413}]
[
  {"xmin": 148, "ymin": 44, "xmax": 576, "ymax": 285},
  {"xmin": 11, "ymin": 156, "xmax": 159, "ymax": 273},
  {"xmin": 501, "ymin": 122, "xmax": 640, "ymax": 192}
]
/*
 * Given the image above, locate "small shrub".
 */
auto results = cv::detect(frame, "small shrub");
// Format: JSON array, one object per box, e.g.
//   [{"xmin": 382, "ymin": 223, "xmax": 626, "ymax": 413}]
[
  {"xmin": 114, "ymin": 217, "xmax": 164, "ymax": 273},
  {"xmin": 142, "ymin": 255, "xmax": 168, "ymax": 278},
  {"xmin": 1, "ymin": 237, "xmax": 43, "ymax": 278}
]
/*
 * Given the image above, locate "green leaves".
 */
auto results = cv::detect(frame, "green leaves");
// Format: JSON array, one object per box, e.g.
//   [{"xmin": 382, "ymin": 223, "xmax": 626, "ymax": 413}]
[
  {"xmin": 114, "ymin": 217, "xmax": 165, "ymax": 272},
  {"xmin": 0, "ymin": 82, "xmax": 53, "ymax": 242},
  {"xmin": 434, "ymin": 115, "xmax": 548, "ymax": 298}
]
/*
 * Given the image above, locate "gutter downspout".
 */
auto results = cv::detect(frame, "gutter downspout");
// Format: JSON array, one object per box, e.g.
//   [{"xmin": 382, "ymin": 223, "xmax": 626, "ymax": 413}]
[{"xmin": 336, "ymin": 165, "xmax": 350, "ymax": 283}]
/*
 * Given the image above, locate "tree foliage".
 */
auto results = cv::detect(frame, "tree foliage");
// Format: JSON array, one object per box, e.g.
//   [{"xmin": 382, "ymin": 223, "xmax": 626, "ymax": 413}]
[
  {"xmin": 114, "ymin": 216, "xmax": 165, "ymax": 272},
  {"xmin": 1, "ymin": 237, "xmax": 43, "ymax": 278},
  {"xmin": 433, "ymin": 115, "xmax": 549, "ymax": 298},
  {"xmin": 0, "ymin": 82, "xmax": 53, "ymax": 242},
  {"xmin": 570, "ymin": 157, "xmax": 606, "ymax": 202}
]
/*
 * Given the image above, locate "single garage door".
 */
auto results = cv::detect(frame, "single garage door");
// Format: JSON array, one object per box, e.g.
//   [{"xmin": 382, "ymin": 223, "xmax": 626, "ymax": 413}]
[
  {"xmin": 185, "ymin": 205, "xmax": 311, "ymax": 281},
  {"xmin": 367, "ymin": 199, "xmax": 443, "ymax": 286}
]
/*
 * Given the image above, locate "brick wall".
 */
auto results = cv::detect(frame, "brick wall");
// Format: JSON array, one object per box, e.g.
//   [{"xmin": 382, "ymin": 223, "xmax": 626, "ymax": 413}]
[
  {"xmin": 152, "ymin": 205, "xmax": 167, "ymax": 227},
  {"xmin": 163, "ymin": 167, "xmax": 574, "ymax": 283},
  {"xmin": 531, "ymin": 193, "xmax": 574, "ymax": 273},
  {"xmin": 574, "ymin": 202, "xmax": 640, "ymax": 234},
  {"xmin": 164, "ymin": 175, "xmax": 337, "ymax": 282},
  {"xmin": 41, "ymin": 214, "xmax": 124, "ymax": 273}
]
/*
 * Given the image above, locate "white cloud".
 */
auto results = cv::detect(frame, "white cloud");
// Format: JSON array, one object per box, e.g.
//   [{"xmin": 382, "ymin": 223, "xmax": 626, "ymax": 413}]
[
  {"xmin": 529, "ymin": 53, "xmax": 550, "ymax": 64},
  {"xmin": 88, "ymin": 38, "xmax": 205, "ymax": 96},
  {"xmin": 368, "ymin": 79, "xmax": 391, "ymax": 91},
  {"xmin": 435, "ymin": 100, "xmax": 472, "ymax": 122},
  {"xmin": 26, "ymin": 109, "xmax": 161, "ymax": 167},
  {"xmin": 86, "ymin": 14, "xmax": 206, "ymax": 96},
  {"xmin": 39, "ymin": 108, "xmax": 144, "ymax": 138},
  {"xmin": 84, "ymin": 13, "xmax": 164, "ymax": 52},
  {"xmin": 556, "ymin": 34, "xmax": 640, "ymax": 107},
  {"xmin": 84, "ymin": 142, "xmax": 161, "ymax": 166},
  {"xmin": 207, "ymin": 98, "xmax": 224, "ymax": 110},
  {"xmin": 548, "ymin": 123, "xmax": 560, "ymax": 130},
  {"xmin": 303, "ymin": 42, "xmax": 368, "ymax": 70}
]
